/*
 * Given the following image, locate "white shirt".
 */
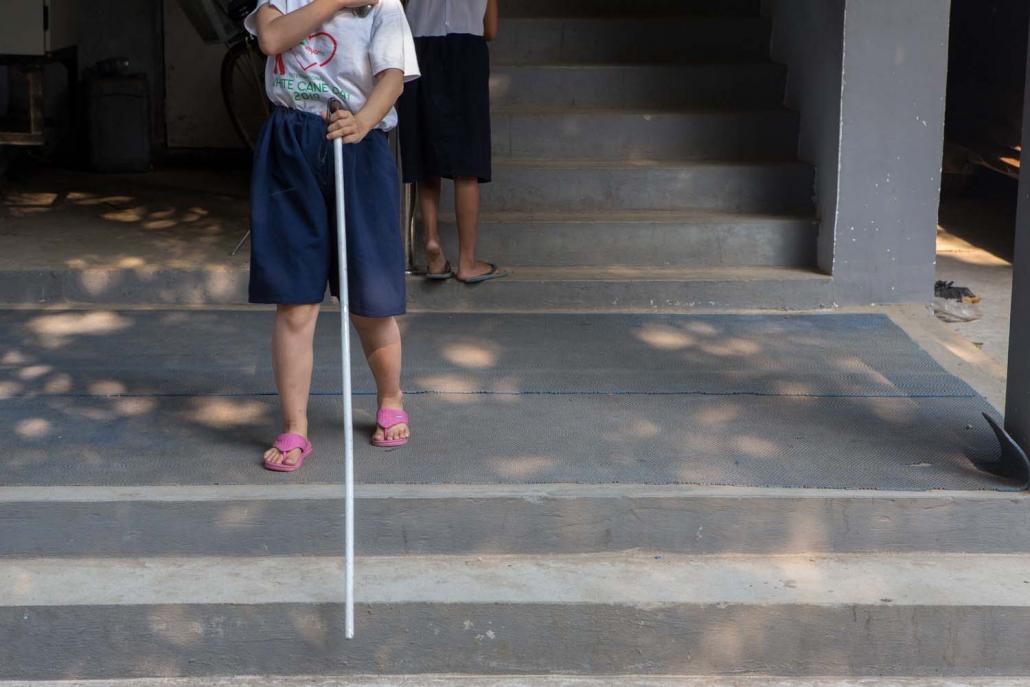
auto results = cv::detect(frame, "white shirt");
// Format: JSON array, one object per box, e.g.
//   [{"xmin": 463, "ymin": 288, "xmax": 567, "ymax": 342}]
[
  {"xmin": 405, "ymin": 0, "xmax": 488, "ymax": 38},
  {"xmin": 245, "ymin": 0, "xmax": 419, "ymax": 130}
]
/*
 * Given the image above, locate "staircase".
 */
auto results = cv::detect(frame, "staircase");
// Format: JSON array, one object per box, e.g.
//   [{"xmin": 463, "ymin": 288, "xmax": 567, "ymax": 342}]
[
  {"xmin": 5, "ymin": 1, "xmax": 1029, "ymax": 684},
  {"xmin": 410, "ymin": 0, "xmax": 831, "ymax": 312}
]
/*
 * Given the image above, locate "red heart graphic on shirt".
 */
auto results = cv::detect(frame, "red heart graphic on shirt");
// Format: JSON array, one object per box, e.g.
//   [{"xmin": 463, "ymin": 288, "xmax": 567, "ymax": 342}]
[{"xmin": 295, "ymin": 32, "xmax": 337, "ymax": 72}]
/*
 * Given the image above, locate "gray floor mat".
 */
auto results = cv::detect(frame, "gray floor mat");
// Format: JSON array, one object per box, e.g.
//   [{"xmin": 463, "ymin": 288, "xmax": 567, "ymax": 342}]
[
  {"xmin": 1, "ymin": 311, "xmax": 979, "ymax": 397},
  {"xmin": 0, "ymin": 310, "xmax": 1006, "ymax": 490}
]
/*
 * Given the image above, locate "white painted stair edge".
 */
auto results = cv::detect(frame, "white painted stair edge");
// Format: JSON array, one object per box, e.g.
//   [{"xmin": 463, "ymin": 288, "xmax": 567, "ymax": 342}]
[
  {"xmin": 3, "ymin": 676, "xmax": 1030, "ymax": 687},
  {"xmin": 4, "ymin": 553, "xmax": 1030, "ymax": 608}
]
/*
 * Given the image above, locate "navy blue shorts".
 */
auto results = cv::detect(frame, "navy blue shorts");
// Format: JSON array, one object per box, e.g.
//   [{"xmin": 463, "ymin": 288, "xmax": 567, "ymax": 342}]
[
  {"xmin": 398, "ymin": 34, "xmax": 492, "ymax": 184},
  {"xmin": 249, "ymin": 107, "xmax": 406, "ymax": 317}
]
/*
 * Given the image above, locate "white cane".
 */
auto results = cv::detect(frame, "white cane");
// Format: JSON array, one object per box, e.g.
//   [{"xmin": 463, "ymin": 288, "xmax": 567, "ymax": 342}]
[{"xmin": 328, "ymin": 96, "xmax": 356, "ymax": 639}]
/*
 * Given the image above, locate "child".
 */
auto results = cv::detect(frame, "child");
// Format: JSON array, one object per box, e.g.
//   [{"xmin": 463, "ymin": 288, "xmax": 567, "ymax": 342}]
[
  {"xmin": 245, "ymin": 0, "xmax": 419, "ymax": 472},
  {"xmin": 398, "ymin": 0, "xmax": 507, "ymax": 283}
]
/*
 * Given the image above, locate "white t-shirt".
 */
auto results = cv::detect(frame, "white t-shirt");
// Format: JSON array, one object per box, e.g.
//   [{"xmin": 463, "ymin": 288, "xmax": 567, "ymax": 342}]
[
  {"xmin": 405, "ymin": 0, "xmax": 488, "ymax": 38},
  {"xmin": 245, "ymin": 0, "xmax": 419, "ymax": 130}
]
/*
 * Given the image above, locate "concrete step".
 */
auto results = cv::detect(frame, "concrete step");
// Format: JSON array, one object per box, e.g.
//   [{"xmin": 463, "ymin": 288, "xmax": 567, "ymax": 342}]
[
  {"xmin": 5, "ymin": 552, "xmax": 1030, "ymax": 677},
  {"xmin": 6, "ymin": 680, "xmax": 1030, "ymax": 687},
  {"xmin": 6, "ymin": 679, "xmax": 1028, "ymax": 687},
  {"xmin": 492, "ymin": 16, "xmax": 772, "ymax": 63},
  {"xmin": 3, "ymin": 485, "xmax": 1028, "ymax": 558},
  {"xmin": 442, "ymin": 160, "xmax": 814, "ymax": 214},
  {"xmin": 501, "ymin": 0, "xmax": 761, "ymax": 17},
  {"xmin": 491, "ymin": 108, "xmax": 800, "ymax": 161},
  {"xmin": 489, "ymin": 63, "xmax": 786, "ymax": 109},
  {"xmin": 425, "ymin": 211, "xmax": 817, "ymax": 267},
  {"xmin": 409, "ymin": 266, "xmax": 832, "ymax": 311}
]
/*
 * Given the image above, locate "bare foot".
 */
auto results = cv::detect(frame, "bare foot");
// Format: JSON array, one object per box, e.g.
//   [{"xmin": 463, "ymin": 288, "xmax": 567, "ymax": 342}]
[
  {"xmin": 373, "ymin": 396, "xmax": 409, "ymax": 444},
  {"xmin": 425, "ymin": 241, "xmax": 450, "ymax": 276},
  {"xmin": 456, "ymin": 259, "xmax": 501, "ymax": 282}
]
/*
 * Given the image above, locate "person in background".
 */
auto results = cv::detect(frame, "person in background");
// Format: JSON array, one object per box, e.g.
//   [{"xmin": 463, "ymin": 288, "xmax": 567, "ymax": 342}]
[{"xmin": 398, "ymin": 0, "xmax": 507, "ymax": 283}]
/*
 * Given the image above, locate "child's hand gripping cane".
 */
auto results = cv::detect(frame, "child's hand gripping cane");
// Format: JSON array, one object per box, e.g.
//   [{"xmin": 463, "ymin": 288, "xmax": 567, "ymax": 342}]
[{"xmin": 325, "ymin": 99, "xmax": 371, "ymax": 144}]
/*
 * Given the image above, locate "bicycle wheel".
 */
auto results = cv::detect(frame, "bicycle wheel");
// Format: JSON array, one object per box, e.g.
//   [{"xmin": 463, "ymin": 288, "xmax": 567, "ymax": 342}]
[{"xmin": 221, "ymin": 39, "xmax": 270, "ymax": 150}]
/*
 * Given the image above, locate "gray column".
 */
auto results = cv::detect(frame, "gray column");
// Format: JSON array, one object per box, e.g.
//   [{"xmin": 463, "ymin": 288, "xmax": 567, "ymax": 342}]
[
  {"xmin": 830, "ymin": 0, "xmax": 952, "ymax": 305},
  {"xmin": 1003, "ymin": 21, "xmax": 1030, "ymax": 452},
  {"xmin": 768, "ymin": 0, "xmax": 951, "ymax": 305}
]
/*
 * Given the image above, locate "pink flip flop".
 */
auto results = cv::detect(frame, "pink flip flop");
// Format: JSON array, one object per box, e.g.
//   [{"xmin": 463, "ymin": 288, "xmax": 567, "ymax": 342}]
[
  {"xmin": 264, "ymin": 432, "xmax": 313, "ymax": 472},
  {"xmin": 372, "ymin": 408, "xmax": 409, "ymax": 448}
]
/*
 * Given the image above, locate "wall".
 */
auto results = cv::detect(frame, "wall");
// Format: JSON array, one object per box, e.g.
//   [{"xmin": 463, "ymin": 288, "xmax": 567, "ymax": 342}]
[
  {"xmin": 163, "ymin": 0, "xmax": 243, "ymax": 148},
  {"xmin": 764, "ymin": 0, "xmax": 846, "ymax": 276},
  {"xmin": 77, "ymin": 0, "xmax": 165, "ymax": 146}
]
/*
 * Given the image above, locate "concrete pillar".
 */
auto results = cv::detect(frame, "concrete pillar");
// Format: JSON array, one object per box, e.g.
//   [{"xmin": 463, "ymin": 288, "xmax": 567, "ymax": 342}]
[
  {"xmin": 829, "ymin": 0, "xmax": 952, "ymax": 305},
  {"xmin": 1003, "ymin": 19, "xmax": 1030, "ymax": 453},
  {"xmin": 973, "ymin": 12, "xmax": 1030, "ymax": 487}
]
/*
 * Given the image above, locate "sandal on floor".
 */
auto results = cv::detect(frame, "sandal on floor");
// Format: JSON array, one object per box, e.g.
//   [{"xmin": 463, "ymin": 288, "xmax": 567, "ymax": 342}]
[
  {"xmin": 457, "ymin": 263, "xmax": 509, "ymax": 284},
  {"xmin": 372, "ymin": 408, "xmax": 410, "ymax": 448},
  {"xmin": 264, "ymin": 432, "xmax": 313, "ymax": 472},
  {"xmin": 425, "ymin": 260, "xmax": 454, "ymax": 280}
]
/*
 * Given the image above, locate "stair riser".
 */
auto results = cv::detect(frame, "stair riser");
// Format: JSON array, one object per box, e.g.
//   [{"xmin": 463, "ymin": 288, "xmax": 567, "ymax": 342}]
[
  {"xmin": 0, "ymin": 268, "xmax": 251, "ymax": 305},
  {"xmin": 5, "ymin": 495, "xmax": 1028, "ymax": 557},
  {"xmin": 409, "ymin": 274, "xmax": 833, "ymax": 311},
  {"xmin": 422, "ymin": 219, "xmax": 817, "ymax": 267},
  {"xmin": 0, "ymin": 270, "xmax": 832, "ymax": 308},
  {"xmin": 490, "ymin": 64, "xmax": 786, "ymax": 109},
  {"xmin": 7, "ymin": 603, "xmax": 1030, "ymax": 678},
  {"xmin": 493, "ymin": 110, "xmax": 799, "ymax": 161},
  {"xmin": 441, "ymin": 165, "xmax": 814, "ymax": 214},
  {"xmin": 502, "ymin": 0, "xmax": 761, "ymax": 17},
  {"xmin": 492, "ymin": 17, "xmax": 771, "ymax": 63}
]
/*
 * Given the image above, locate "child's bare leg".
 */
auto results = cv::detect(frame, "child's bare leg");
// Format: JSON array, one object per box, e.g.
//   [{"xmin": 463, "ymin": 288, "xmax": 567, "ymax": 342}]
[
  {"xmin": 351, "ymin": 314, "xmax": 409, "ymax": 442},
  {"xmin": 419, "ymin": 176, "xmax": 447, "ymax": 274},
  {"xmin": 454, "ymin": 176, "xmax": 495, "ymax": 280},
  {"xmin": 264, "ymin": 303, "xmax": 319, "ymax": 467}
]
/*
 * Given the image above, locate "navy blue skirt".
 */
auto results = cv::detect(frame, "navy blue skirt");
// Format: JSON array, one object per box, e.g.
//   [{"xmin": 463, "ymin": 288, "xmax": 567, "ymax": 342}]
[
  {"xmin": 249, "ymin": 107, "xmax": 406, "ymax": 317},
  {"xmin": 398, "ymin": 34, "xmax": 492, "ymax": 184}
]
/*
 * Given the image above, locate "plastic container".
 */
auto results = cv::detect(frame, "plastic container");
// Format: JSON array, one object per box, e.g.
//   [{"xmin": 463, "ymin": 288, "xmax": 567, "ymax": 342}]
[{"xmin": 932, "ymin": 297, "xmax": 983, "ymax": 323}]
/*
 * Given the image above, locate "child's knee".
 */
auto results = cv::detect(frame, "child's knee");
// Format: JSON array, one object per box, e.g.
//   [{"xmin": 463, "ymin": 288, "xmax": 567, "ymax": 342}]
[
  {"xmin": 351, "ymin": 314, "xmax": 400, "ymax": 343},
  {"xmin": 277, "ymin": 304, "xmax": 319, "ymax": 332},
  {"xmin": 351, "ymin": 313, "xmax": 394, "ymax": 331}
]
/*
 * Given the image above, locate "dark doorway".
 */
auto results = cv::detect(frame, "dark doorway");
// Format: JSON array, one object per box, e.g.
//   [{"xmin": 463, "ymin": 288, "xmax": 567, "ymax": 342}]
[{"xmin": 937, "ymin": 0, "xmax": 1027, "ymax": 363}]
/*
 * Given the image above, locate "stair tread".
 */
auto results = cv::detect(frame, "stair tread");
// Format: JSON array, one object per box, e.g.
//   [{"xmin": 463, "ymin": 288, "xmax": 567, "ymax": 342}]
[
  {"xmin": 491, "ymin": 105, "xmax": 796, "ymax": 115},
  {"xmin": 494, "ymin": 60, "xmax": 779, "ymax": 68},
  {"xmin": 502, "ymin": 14, "xmax": 768, "ymax": 21},
  {"xmin": 440, "ymin": 209, "xmax": 816, "ymax": 223},
  {"xmin": 490, "ymin": 158, "xmax": 810, "ymax": 169},
  {"xmin": 502, "ymin": 12, "xmax": 764, "ymax": 20},
  {"xmin": 443, "ymin": 265, "xmax": 828, "ymax": 282}
]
